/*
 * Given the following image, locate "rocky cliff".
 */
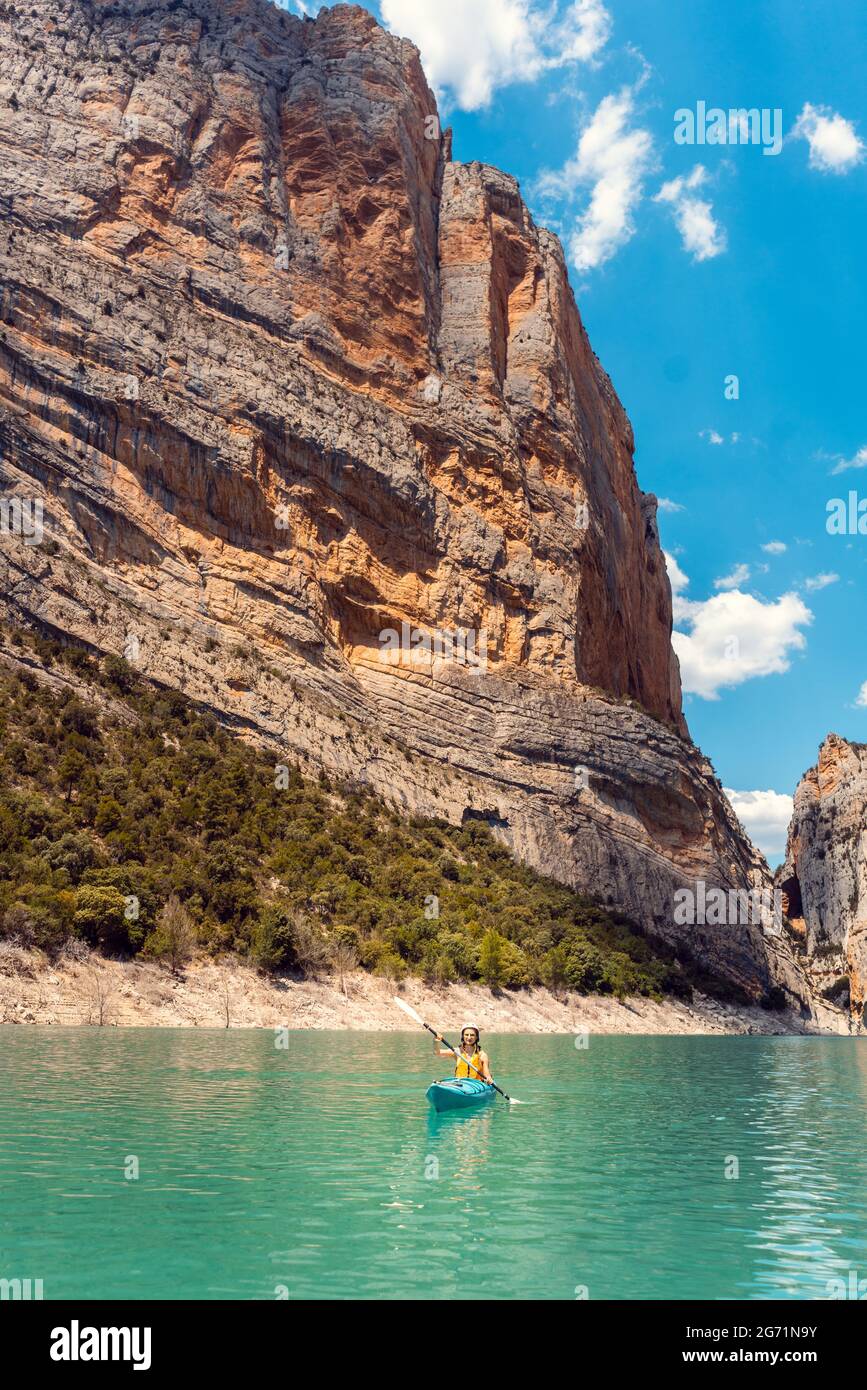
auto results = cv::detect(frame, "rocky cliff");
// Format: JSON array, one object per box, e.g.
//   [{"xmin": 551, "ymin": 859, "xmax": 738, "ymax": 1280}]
[
  {"xmin": 777, "ymin": 735, "xmax": 867, "ymax": 1032},
  {"xmin": 0, "ymin": 0, "xmax": 806, "ymax": 1004}
]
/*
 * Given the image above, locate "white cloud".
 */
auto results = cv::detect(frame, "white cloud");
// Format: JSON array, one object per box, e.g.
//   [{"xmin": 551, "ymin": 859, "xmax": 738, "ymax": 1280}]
[
  {"xmin": 654, "ymin": 164, "xmax": 726, "ymax": 261},
  {"xmin": 664, "ymin": 555, "xmax": 812, "ymax": 700},
  {"xmin": 556, "ymin": 0, "xmax": 612, "ymax": 61},
  {"xmin": 855, "ymin": 681, "xmax": 867, "ymax": 709},
  {"xmin": 657, "ymin": 497, "xmax": 684, "ymax": 514},
  {"xmin": 700, "ymin": 429, "xmax": 724, "ymax": 445},
  {"xmin": 830, "ymin": 445, "xmax": 867, "ymax": 475},
  {"xmin": 381, "ymin": 0, "xmax": 611, "ymax": 111},
  {"xmin": 663, "ymin": 549, "xmax": 689, "ymax": 605},
  {"xmin": 538, "ymin": 87, "xmax": 654, "ymax": 270},
  {"xmin": 804, "ymin": 572, "xmax": 839, "ymax": 591},
  {"xmin": 724, "ymin": 788, "xmax": 794, "ymax": 861},
  {"xmin": 714, "ymin": 563, "xmax": 751, "ymax": 591},
  {"xmin": 762, "ymin": 541, "xmax": 787, "ymax": 555},
  {"xmin": 793, "ymin": 103, "xmax": 865, "ymax": 173}
]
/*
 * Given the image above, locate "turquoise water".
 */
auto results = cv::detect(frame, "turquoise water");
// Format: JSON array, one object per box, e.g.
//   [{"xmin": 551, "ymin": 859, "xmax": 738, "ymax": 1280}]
[{"xmin": 1, "ymin": 1028, "xmax": 866, "ymax": 1300}]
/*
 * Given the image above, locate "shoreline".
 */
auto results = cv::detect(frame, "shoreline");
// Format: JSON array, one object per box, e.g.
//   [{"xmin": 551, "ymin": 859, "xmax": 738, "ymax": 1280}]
[{"xmin": 0, "ymin": 945, "xmax": 819, "ymax": 1034}]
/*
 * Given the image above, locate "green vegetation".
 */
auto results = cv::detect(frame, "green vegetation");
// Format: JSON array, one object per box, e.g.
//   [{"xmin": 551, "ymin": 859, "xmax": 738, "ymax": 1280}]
[{"xmin": 0, "ymin": 626, "xmax": 696, "ymax": 1000}]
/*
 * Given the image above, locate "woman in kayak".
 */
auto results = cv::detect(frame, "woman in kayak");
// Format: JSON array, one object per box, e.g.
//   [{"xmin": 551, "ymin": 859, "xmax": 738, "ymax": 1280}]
[{"xmin": 434, "ymin": 1026, "xmax": 494, "ymax": 1084}]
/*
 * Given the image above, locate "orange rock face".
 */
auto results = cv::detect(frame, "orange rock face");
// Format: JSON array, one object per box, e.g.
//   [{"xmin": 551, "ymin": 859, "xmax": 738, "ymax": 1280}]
[{"xmin": 0, "ymin": 0, "xmax": 808, "ymax": 1002}]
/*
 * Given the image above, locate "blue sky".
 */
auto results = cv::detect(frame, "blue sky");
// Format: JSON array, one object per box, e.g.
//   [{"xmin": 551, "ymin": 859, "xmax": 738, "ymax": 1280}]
[{"xmin": 285, "ymin": 1, "xmax": 866, "ymax": 861}]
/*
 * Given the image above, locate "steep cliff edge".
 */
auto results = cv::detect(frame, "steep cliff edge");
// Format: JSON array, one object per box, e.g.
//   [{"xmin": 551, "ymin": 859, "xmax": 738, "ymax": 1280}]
[
  {"xmin": 0, "ymin": 0, "xmax": 804, "ymax": 1003},
  {"xmin": 777, "ymin": 735, "xmax": 867, "ymax": 1032}
]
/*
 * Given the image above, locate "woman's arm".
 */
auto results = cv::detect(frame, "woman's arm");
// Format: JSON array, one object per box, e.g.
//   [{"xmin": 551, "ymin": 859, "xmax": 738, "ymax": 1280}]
[
  {"xmin": 478, "ymin": 1050, "xmax": 493, "ymax": 1083},
  {"xmin": 433, "ymin": 1034, "xmax": 454, "ymax": 1058}
]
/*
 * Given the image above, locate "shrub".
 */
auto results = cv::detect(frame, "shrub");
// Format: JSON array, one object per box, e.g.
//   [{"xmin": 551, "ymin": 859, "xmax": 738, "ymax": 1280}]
[
  {"xmin": 0, "ymin": 631, "xmax": 723, "ymax": 1003},
  {"xmin": 375, "ymin": 949, "xmax": 406, "ymax": 983},
  {"xmin": 252, "ymin": 904, "xmax": 299, "ymax": 973},
  {"xmin": 1, "ymin": 888, "xmax": 74, "ymax": 953}
]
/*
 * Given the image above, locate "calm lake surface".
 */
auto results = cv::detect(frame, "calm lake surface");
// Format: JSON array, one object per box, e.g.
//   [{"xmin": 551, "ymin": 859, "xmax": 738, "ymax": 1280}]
[{"xmin": 1, "ymin": 1028, "xmax": 866, "ymax": 1300}]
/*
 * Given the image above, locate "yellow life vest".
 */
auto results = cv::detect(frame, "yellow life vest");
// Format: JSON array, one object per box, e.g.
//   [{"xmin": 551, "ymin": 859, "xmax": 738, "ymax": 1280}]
[{"xmin": 454, "ymin": 1048, "xmax": 484, "ymax": 1081}]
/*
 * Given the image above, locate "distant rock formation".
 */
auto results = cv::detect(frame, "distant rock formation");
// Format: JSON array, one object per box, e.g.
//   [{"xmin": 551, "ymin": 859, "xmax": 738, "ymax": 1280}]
[
  {"xmin": 0, "ymin": 0, "xmax": 808, "ymax": 1006},
  {"xmin": 778, "ymin": 735, "xmax": 867, "ymax": 1031}
]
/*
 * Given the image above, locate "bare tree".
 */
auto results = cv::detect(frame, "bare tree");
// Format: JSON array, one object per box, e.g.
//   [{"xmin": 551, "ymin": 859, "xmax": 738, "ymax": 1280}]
[
  {"xmin": 145, "ymin": 896, "xmax": 196, "ymax": 976},
  {"xmin": 332, "ymin": 942, "xmax": 358, "ymax": 998},
  {"xmin": 85, "ymin": 968, "xmax": 116, "ymax": 1026}
]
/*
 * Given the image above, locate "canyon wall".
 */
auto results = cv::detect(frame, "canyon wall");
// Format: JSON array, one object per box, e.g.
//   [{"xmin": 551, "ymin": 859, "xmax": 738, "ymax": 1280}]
[
  {"xmin": 778, "ymin": 735, "xmax": 867, "ymax": 1031},
  {"xmin": 0, "ymin": 0, "xmax": 808, "ymax": 1005}
]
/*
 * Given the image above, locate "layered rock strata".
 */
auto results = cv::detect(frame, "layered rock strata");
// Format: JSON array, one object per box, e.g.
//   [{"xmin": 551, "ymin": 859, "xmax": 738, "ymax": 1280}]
[{"xmin": 0, "ymin": 0, "xmax": 808, "ymax": 1005}]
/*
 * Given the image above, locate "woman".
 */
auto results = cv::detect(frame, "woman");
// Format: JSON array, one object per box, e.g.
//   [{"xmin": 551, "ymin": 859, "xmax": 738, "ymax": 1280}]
[{"xmin": 434, "ymin": 1026, "xmax": 494, "ymax": 1084}]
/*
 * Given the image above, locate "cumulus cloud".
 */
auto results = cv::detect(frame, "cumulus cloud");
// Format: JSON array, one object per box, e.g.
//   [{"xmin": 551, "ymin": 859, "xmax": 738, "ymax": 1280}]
[
  {"xmin": 657, "ymin": 497, "xmax": 685, "ymax": 513},
  {"xmin": 664, "ymin": 555, "xmax": 812, "ymax": 699},
  {"xmin": 724, "ymin": 788, "xmax": 794, "ymax": 861},
  {"xmin": 700, "ymin": 429, "xmax": 724, "ymax": 445},
  {"xmin": 830, "ymin": 445, "xmax": 867, "ymax": 475},
  {"xmin": 654, "ymin": 164, "xmax": 726, "ymax": 261},
  {"xmin": 537, "ymin": 87, "xmax": 654, "ymax": 270},
  {"xmin": 663, "ymin": 550, "xmax": 689, "ymax": 605},
  {"xmin": 714, "ymin": 563, "xmax": 751, "ymax": 591},
  {"xmin": 381, "ymin": 0, "xmax": 611, "ymax": 111},
  {"xmin": 554, "ymin": 0, "xmax": 612, "ymax": 62},
  {"xmin": 856, "ymin": 682, "xmax": 867, "ymax": 709},
  {"xmin": 762, "ymin": 541, "xmax": 787, "ymax": 555},
  {"xmin": 804, "ymin": 572, "xmax": 839, "ymax": 591},
  {"xmin": 793, "ymin": 103, "xmax": 865, "ymax": 173}
]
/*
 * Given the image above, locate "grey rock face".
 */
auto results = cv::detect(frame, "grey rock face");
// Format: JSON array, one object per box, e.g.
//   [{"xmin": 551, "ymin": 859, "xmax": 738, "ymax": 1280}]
[{"xmin": 777, "ymin": 735, "xmax": 867, "ymax": 1032}]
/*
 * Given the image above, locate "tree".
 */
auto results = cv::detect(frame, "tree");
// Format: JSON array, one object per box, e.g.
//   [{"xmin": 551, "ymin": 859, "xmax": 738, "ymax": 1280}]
[
  {"xmin": 94, "ymin": 797, "xmax": 124, "ymax": 834},
  {"xmin": 540, "ymin": 944, "xmax": 569, "ymax": 995},
  {"xmin": 143, "ymin": 896, "xmax": 196, "ymax": 974},
  {"xmin": 73, "ymin": 885, "xmax": 128, "ymax": 950},
  {"xmin": 332, "ymin": 941, "xmax": 358, "ymax": 996},
  {"xmin": 45, "ymin": 831, "xmax": 98, "ymax": 883},
  {"xmin": 563, "ymin": 938, "xmax": 605, "ymax": 992},
  {"xmin": 57, "ymin": 749, "xmax": 89, "ymax": 802},
  {"xmin": 61, "ymin": 700, "xmax": 99, "ymax": 738},
  {"xmin": 85, "ymin": 967, "xmax": 116, "ymax": 1026},
  {"xmin": 252, "ymin": 904, "xmax": 298, "ymax": 973},
  {"xmin": 478, "ymin": 929, "xmax": 507, "ymax": 988}
]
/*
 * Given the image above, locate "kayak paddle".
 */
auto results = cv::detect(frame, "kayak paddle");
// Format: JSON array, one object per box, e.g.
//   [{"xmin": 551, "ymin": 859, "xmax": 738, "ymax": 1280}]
[{"xmin": 393, "ymin": 996, "xmax": 522, "ymax": 1104}]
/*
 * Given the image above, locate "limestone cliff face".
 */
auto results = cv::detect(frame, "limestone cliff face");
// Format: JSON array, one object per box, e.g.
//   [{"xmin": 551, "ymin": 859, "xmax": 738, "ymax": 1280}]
[
  {"xmin": 0, "ymin": 0, "xmax": 803, "ymax": 1002},
  {"xmin": 777, "ymin": 736, "xmax": 867, "ymax": 1032}
]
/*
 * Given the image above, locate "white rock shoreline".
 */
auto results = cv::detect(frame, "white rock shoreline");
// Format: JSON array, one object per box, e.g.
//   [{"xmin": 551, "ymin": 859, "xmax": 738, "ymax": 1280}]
[{"xmin": 0, "ymin": 945, "xmax": 822, "ymax": 1035}]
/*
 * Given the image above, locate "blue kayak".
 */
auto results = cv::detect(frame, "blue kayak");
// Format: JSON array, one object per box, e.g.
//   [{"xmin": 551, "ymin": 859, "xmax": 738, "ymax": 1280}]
[{"xmin": 426, "ymin": 1078, "xmax": 497, "ymax": 1113}]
